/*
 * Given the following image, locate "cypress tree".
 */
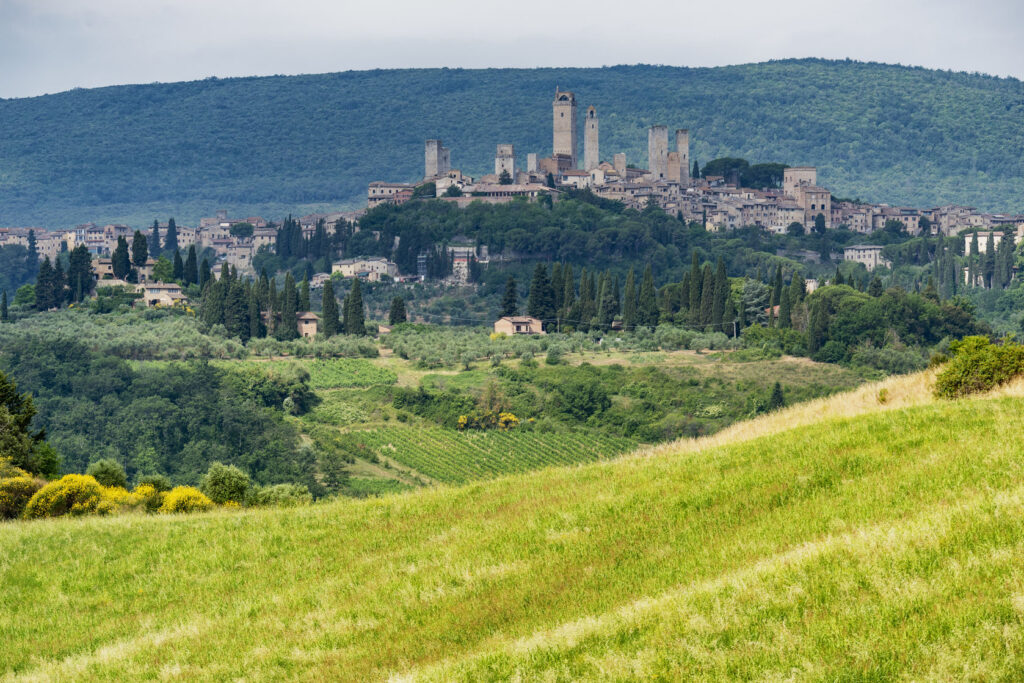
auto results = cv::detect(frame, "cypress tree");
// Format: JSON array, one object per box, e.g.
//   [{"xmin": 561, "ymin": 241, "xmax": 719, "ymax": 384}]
[
  {"xmin": 834, "ymin": 269, "xmax": 844, "ymax": 286},
  {"xmin": 184, "ymin": 246, "xmax": 199, "ymax": 286},
  {"xmin": 692, "ymin": 160, "xmax": 700, "ymax": 179},
  {"xmin": 322, "ymin": 279, "xmax": 339, "ymax": 337},
  {"xmin": 778, "ymin": 287, "xmax": 792, "ymax": 329},
  {"xmin": 110, "ymin": 237, "xmax": 130, "ymax": 280},
  {"xmin": 249, "ymin": 286, "xmax": 265, "ymax": 340},
  {"xmin": 561, "ymin": 265, "xmax": 575, "ymax": 317},
  {"xmin": 35, "ymin": 257, "xmax": 58, "ymax": 310},
  {"xmin": 622, "ymin": 269, "xmax": 637, "ymax": 331},
  {"xmin": 868, "ymin": 276, "xmax": 884, "ymax": 297},
  {"xmin": 969, "ymin": 232, "xmax": 979, "ymax": 257},
  {"xmin": 771, "ymin": 266, "xmax": 784, "ymax": 306},
  {"xmin": 597, "ymin": 273, "xmax": 617, "ymax": 327},
  {"xmin": 299, "ymin": 278, "xmax": 311, "ymax": 311},
  {"xmin": 551, "ymin": 263, "xmax": 564, "ymax": 311},
  {"xmin": 388, "ymin": 296, "xmax": 407, "ymax": 325},
  {"xmin": 131, "ymin": 230, "xmax": 148, "ymax": 268},
  {"xmin": 698, "ymin": 264, "xmax": 714, "ymax": 327},
  {"xmin": 638, "ymin": 264, "xmax": 659, "ymax": 328},
  {"xmin": 0, "ymin": 290, "xmax": 7, "ymax": 321},
  {"xmin": 526, "ymin": 263, "xmax": 556, "ymax": 329},
  {"xmin": 172, "ymin": 250, "xmax": 184, "ymax": 281},
  {"xmin": 807, "ymin": 300, "xmax": 829, "ymax": 354},
  {"xmin": 164, "ymin": 218, "xmax": 178, "ymax": 253},
  {"xmin": 150, "ymin": 220, "xmax": 161, "ymax": 258},
  {"xmin": 224, "ymin": 279, "xmax": 249, "ymax": 342},
  {"xmin": 687, "ymin": 250, "xmax": 701, "ymax": 323},
  {"xmin": 199, "ymin": 258, "xmax": 212, "ymax": 290},
  {"xmin": 27, "ymin": 229, "xmax": 38, "ymax": 263},
  {"xmin": 768, "ymin": 382, "xmax": 785, "ymax": 411},
  {"xmin": 712, "ymin": 257, "xmax": 728, "ymax": 328},
  {"xmin": 278, "ymin": 273, "xmax": 299, "ymax": 340},
  {"xmin": 501, "ymin": 277, "xmax": 518, "ymax": 316},
  {"xmin": 345, "ymin": 278, "xmax": 365, "ymax": 336},
  {"xmin": 983, "ymin": 233, "xmax": 996, "ymax": 288}
]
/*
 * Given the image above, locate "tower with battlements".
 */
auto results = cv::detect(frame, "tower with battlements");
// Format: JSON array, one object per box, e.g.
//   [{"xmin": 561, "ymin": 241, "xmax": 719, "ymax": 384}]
[
  {"xmin": 553, "ymin": 89, "xmax": 578, "ymax": 167},
  {"xmin": 584, "ymin": 106, "xmax": 599, "ymax": 171}
]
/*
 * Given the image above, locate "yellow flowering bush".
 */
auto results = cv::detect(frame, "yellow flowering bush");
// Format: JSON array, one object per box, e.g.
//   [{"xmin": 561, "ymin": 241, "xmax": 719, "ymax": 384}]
[
  {"xmin": 24, "ymin": 474, "xmax": 103, "ymax": 518},
  {"xmin": 0, "ymin": 475, "xmax": 44, "ymax": 519},
  {"xmin": 132, "ymin": 484, "xmax": 164, "ymax": 513},
  {"xmin": 497, "ymin": 412, "xmax": 520, "ymax": 430},
  {"xmin": 160, "ymin": 486, "xmax": 214, "ymax": 514}
]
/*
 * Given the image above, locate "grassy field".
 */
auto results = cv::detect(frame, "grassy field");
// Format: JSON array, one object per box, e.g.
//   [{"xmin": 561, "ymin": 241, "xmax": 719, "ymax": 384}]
[{"xmin": 4, "ymin": 372, "xmax": 1024, "ymax": 680}]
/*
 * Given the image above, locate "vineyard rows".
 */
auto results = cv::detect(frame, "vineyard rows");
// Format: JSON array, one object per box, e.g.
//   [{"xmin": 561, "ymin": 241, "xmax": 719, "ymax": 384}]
[{"xmin": 350, "ymin": 427, "xmax": 638, "ymax": 484}]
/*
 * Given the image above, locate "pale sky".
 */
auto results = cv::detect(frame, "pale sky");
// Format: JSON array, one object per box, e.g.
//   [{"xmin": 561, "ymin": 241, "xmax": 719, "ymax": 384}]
[{"xmin": 1, "ymin": 0, "xmax": 1022, "ymax": 99}]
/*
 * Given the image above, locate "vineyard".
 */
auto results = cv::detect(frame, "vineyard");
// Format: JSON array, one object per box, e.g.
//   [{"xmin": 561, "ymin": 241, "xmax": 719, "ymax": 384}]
[{"xmin": 348, "ymin": 426, "xmax": 638, "ymax": 484}]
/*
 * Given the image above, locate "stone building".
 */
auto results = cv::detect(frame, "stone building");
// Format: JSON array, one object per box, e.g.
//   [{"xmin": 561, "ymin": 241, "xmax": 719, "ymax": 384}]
[
  {"xmin": 494, "ymin": 316, "xmax": 545, "ymax": 335},
  {"xmin": 783, "ymin": 167, "xmax": 818, "ymax": 198},
  {"xmin": 495, "ymin": 144, "xmax": 515, "ymax": 178},
  {"xmin": 584, "ymin": 106, "xmax": 599, "ymax": 171},
  {"xmin": 676, "ymin": 129, "xmax": 690, "ymax": 183},
  {"xmin": 424, "ymin": 139, "xmax": 451, "ymax": 180},
  {"xmin": 843, "ymin": 245, "xmax": 890, "ymax": 270},
  {"xmin": 553, "ymin": 89, "xmax": 578, "ymax": 167},
  {"xmin": 647, "ymin": 126, "xmax": 669, "ymax": 180}
]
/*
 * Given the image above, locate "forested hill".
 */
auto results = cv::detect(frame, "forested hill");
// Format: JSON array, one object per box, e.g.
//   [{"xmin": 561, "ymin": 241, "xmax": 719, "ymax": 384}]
[{"xmin": 2, "ymin": 59, "xmax": 1023, "ymax": 228}]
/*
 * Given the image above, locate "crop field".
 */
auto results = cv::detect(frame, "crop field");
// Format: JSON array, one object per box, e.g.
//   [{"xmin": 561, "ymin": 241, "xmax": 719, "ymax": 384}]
[
  {"xmin": 5, "ymin": 374, "xmax": 1024, "ymax": 680},
  {"xmin": 350, "ymin": 426, "xmax": 638, "ymax": 484}
]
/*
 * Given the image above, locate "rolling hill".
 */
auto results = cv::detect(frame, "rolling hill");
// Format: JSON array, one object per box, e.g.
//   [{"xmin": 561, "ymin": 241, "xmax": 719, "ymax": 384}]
[
  {"xmin": 2, "ymin": 59, "xmax": 1023, "ymax": 228},
  {"xmin": 4, "ymin": 371, "xmax": 1024, "ymax": 680}
]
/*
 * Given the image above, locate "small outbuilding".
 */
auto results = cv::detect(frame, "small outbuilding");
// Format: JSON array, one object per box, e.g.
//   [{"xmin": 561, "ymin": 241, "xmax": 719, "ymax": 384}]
[
  {"xmin": 493, "ymin": 316, "xmax": 545, "ymax": 335},
  {"xmin": 297, "ymin": 312, "xmax": 320, "ymax": 338}
]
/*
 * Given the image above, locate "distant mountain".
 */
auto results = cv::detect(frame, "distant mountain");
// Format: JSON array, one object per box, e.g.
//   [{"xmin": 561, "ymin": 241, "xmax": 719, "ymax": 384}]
[{"xmin": 2, "ymin": 59, "xmax": 1023, "ymax": 228}]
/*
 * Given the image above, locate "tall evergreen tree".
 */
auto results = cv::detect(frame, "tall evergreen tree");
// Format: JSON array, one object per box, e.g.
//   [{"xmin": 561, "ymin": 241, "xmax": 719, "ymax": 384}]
[
  {"xmin": 692, "ymin": 160, "xmax": 700, "ymax": 179},
  {"xmin": 771, "ymin": 266, "xmax": 784, "ymax": 306},
  {"xmin": 199, "ymin": 258, "xmax": 212, "ymax": 290},
  {"xmin": 27, "ymin": 229, "xmax": 38, "ymax": 263},
  {"xmin": 67, "ymin": 245, "xmax": 93, "ymax": 302},
  {"xmin": 0, "ymin": 290, "xmax": 7, "ymax": 322},
  {"xmin": 248, "ymin": 286, "xmax": 265, "ymax": 340},
  {"xmin": 638, "ymin": 264, "xmax": 660, "ymax": 328},
  {"xmin": 131, "ymin": 230, "xmax": 148, "ymax": 268},
  {"xmin": 111, "ymin": 237, "xmax": 131, "ymax": 280},
  {"xmin": 164, "ymin": 218, "xmax": 178, "ymax": 253},
  {"xmin": 622, "ymin": 269, "xmax": 637, "ymax": 331},
  {"xmin": 223, "ymin": 279, "xmax": 249, "ymax": 341},
  {"xmin": 698, "ymin": 264, "xmax": 714, "ymax": 326},
  {"xmin": 778, "ymin": 287, "xmax": 792, "ymax": 328},
  {"xmin": 388, "ymin": 296, "xmax": 407, "ymax": 325},
  {"xmin": 596, "ymin": 273, "xmax": 617, "ymax": 327},
  {"xmin": 561, "ymin": 265, "xmax": 575, "ymax": 316},
  {"xmin": 983, "ymin": 233, "xmax": 996, "ymax": 288},
  {"xmin": 712, "ymin": 257, "xmax": 728, "ymax": 327},
  {"xmin": 184, "ymin": 245, "xmax": 198, "ymax": 286},
  {"xmin": 299, "ymin": 278, "xmax": 311, "ymax": 311},
  {"xmin": 321, "ymin": 279, "xmax": 339, "ymax": 337},
  {"xmin": 501, "ymin": 276, "xmax": 518, "ymax": 316},
  {"xmin": 868, "ymin": 276, "xmax": 884, "ymax": 297},
  {"xmin": 345, "ymin": 278, "xmax": 365, "ymax": 336},
  {"xmin": 526, "ymin": 263, "xmax": 556, "ymax": 329},
  {"xmin": 688, "ymin": 250, "xmax": 702, "ymax": 323},
  {"xmin": 278, "ymin": 273, "xmax": 299, "ymax": 340},
  {"xmin": 149, "ymin": 220, "xmax": 161, "ymax": 258},
  {"xmin": 551, "ymin": 263, "xmax": 564, "ymax": 311}
]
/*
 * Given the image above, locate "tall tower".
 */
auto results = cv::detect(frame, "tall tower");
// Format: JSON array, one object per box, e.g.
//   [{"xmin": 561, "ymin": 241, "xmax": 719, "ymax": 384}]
[
  {"xmin": 675, "ymin": 129, "xmax": 690, "ymax": 183},
  {"xmin": 553, "ymin": 89, "xmax": 578, "ymax": 167},
  {"xmin": 648, "ymin": 125, "xmax": 669, "ymax": 179},
  {"xmin": 424, "ymin": 139, "xmax": 450, "ymax": 180},
  {"xmin": 583, "ymin": 106, "xmax": 599, "ymax": 171},
  {"xmin": 495, "ymin": 144, "xmax": 515, "ymax": 178}
]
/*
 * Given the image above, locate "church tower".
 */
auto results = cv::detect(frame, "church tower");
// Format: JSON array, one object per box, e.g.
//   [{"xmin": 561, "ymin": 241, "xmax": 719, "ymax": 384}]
[
  {"xmin": 553, "ymin": 89, "xmax": 578, "ymax": 167},
  {"xmin": 583, "ymin": 106, "xmax": 599, "ymax": 171}
]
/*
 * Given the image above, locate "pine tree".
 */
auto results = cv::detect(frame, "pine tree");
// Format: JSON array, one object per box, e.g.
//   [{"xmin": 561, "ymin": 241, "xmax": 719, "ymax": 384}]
[
  {"xmin": 688, "ymin": 250, "xmax": 702, "ymax": 323},
  {"xmin": 622, "ymin": 269, "xmax": 637, "ymax": 331},
  {"xmin": 501, "ymin": 276, "xmax": 518, "ymax": 316},
  {"xmin": 278, "ymin": 273, "xmax": 299, "ymax": 340},
  {"xmin": 150, "ymin": 220, "xmax": 161, "ymax": 258},
  {"xmin": 388, "ymin": 296, "xmax": 407, "ymax": 325},
  {"xmin": 527, "ymin": 263, "xmax": 556, "ymax": 330},
  {"xmin": 0, "ymin": 290, "xmax": 7, "ymax": 322},
  {"xmin": 638, "ymin": 264, "xmax": 659, "ymax": 328},
  {"xmin": 172, "ymin": 250, "xmax": 184, "ymax": 281},
  {"xmin": 131, "ymin": 230, "xmax": 148, "ymax": 268},
  {"xmin": 164, "ymin": 218, "xmax": 178, "ymax": 253},
  {"xmin": 712, "ymin": 257, "xmax": 728, "ymax": 328},
  {"xmin": 111, "ymin": 237, "xmax": 131, "ymax": 279},
  {"xmin": 322, "ymin": 279, "xmax": 339, "ymax": 337},
  {"xmin": 345, "ymin": 278, "xmax": 365, "ymax": 336},
  {"xmin": 184, "ymin": 246, "xmax": 198, "ymax": 286}
]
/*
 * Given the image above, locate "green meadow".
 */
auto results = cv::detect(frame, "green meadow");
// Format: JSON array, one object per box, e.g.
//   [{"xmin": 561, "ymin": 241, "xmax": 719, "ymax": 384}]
[{"xmin": 3, "ymin": 372, "xmax": 1024, "ymax": 680}]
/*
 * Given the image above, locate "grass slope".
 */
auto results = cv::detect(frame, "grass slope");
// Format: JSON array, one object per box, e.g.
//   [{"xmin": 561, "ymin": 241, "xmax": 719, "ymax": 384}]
[
  {"xmin": 2, "ymin": 59, "xmax": 1023, "ymax": 227},
  {"xmin": 3, "ymin": 373, "xmax": 1024, "ymax": 680}
]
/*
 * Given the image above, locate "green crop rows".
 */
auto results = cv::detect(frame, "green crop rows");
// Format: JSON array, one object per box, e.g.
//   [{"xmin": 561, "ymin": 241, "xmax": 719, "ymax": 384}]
[{"xmin": 349, "ymin": 426, "xmax": 638, "ymax": 484}]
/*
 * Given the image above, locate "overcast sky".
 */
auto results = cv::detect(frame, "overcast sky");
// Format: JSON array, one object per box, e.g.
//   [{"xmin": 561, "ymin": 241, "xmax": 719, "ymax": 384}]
[{"xmin": 1, "ymin": 0, "xmax": 1022, "ymax": 99}]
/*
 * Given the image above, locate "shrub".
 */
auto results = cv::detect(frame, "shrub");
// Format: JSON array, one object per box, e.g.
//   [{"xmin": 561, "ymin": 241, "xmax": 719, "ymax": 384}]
[
  {"xmin": 247, "ymin": 483, "xmax": 313, "ymax": 507},
  {"xmin": 132, "ymin": 483, "xmax": 164, "ymax": 513},
  {"xmin": 0, "ymin": 475, "xmax": 44, "ymax": 519},
  {"xmin": 136, "ymin": 473, "xmax": 172, "ymax": 492},
  {"xmin": 24, "ymin": 474, "xmax": 103, "ymax": 518},
  {"xmin": 200, "ymin": 462, "xmax": 250, "ymax": 505},
  {"xmin": 934, "ymin": 336, "xmax": 1024, "ymax": 399},
  {"xmin": 159, "ymin": 486, "xmax": 214, "ymax": 514},
  {"xmin": 86, "ymin": 458, "xmax": 128, "ymax": 488}
]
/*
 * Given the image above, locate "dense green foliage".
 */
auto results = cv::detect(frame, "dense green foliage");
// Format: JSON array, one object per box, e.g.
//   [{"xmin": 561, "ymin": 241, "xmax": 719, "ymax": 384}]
[
  {"xmin": 3, "ymin": 60, "xmax": 1023, "ymax": 227},
  {"xmin": 934, "ymin": 336, "xmax": 1024, "ymax": 398}
]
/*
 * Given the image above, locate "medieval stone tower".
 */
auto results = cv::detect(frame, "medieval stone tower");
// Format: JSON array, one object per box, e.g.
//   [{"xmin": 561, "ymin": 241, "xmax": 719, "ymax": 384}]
[
  {"xmin": 424, "ymin": 140, "xmax": 450, "ymax": 180},
  {"xmin": 584, "ymin": 106, "xmax": 599, "ymax": 171},
  {"xmin": 553, "ymin": 89, "xmax": 578, "ymax": 167},
  {"xmin": 675, "ymin": 129, "xmax": 690, "ymax": 183},
  {"xmin": 495, "ymin": 144, "xmax": 515, "ymax": 178},
  {"xmin": 648, "ymin": 125, "xmax": 669, "ymax": 179}
]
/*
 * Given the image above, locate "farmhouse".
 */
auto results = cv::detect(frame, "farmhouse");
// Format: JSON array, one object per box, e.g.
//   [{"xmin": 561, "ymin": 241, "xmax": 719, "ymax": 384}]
[
  {"xmin": 297, "ymin": 312, "xmax": 320, "ymax": 338},
  {"xmin": 494, "ymin": 316, "xmax": 545, "ymax": 335}
]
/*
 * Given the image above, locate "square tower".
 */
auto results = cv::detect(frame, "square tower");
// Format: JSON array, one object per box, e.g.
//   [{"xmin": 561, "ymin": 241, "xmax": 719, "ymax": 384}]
[
  {"xmin": 495, "ymin": 144, "xmax": 515, "ymax": 178},
  {"xmin": 783, "ymin": 167, "xmax": 817, "ymax": 198},
  {"xmin": 675, "ymin": 129, "xmax": 690, "ymax": 183},
  {"xmin": 583, "ymin": 106, "xmax": 599, "ymax": 171},
  {"xmin": 553, "ymin": 89, "xmax": 578, "ymax": 168},
  {"xmin": 648, "ymin": 125, "xmax": 669, "ymax": 179},
  {"xmin": 424, "ymin": 139, "xmax": 450, "ymax": 180}
]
